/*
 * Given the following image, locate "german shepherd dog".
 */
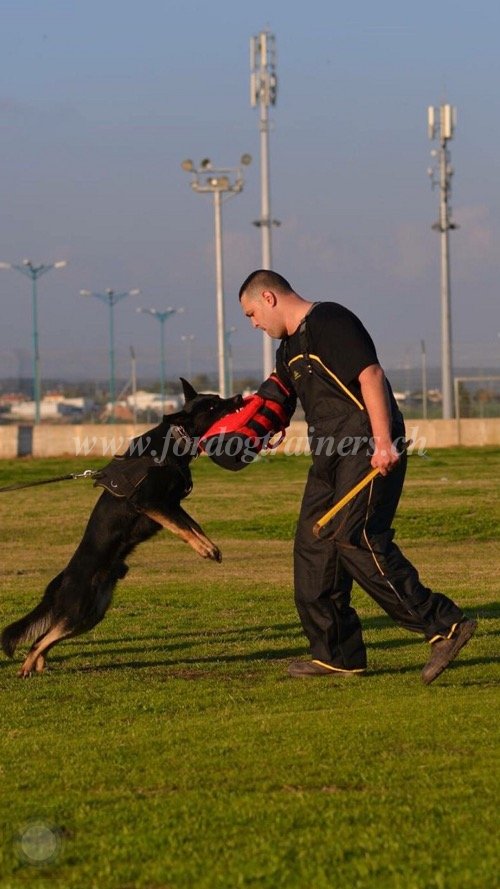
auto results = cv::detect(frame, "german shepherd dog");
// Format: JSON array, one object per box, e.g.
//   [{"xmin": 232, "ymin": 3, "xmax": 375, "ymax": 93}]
[{"xmin": 1, "ymin": 379, "xmax": 242, "ymax": 677}]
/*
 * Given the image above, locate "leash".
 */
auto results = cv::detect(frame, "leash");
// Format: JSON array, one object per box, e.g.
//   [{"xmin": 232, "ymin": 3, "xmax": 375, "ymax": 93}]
[
  {"xmin": 0, "ymin": 469, "xmax": 98, "ymax": 494},
  {"xmin": 0, "ymin": 425, "xmax": 196, "ymax": 497}
]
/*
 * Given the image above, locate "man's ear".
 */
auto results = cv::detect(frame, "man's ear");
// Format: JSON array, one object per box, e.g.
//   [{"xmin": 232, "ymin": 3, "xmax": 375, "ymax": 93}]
[
  {"xmin": 262, "ymin": 289, "xmax": 277, "ymax": 306},
  {"xmin": 180, "ymin": 378, "xmax": 198, "ymax": 403}
]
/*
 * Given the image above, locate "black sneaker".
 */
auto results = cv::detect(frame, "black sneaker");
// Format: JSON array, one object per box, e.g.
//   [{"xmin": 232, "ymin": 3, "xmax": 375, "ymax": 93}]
[
  {"xmin": 422, "ymin": 619, "xmax": 477, "ymax": 685},
  {"xmin": 288, "ymin": 659, "xmax": 366, "ymax": 678}
]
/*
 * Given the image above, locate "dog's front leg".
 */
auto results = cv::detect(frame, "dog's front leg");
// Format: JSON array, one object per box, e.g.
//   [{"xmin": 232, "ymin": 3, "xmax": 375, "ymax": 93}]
[{"xmin": 142, "ymin": 506, "xmax": 222, "ymax": 562}]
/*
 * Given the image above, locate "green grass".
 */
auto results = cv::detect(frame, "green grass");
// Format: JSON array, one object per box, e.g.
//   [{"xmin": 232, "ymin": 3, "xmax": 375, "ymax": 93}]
[{"xmin": 0, "ymin": 448, "xmax": 499, "ymax": 889}]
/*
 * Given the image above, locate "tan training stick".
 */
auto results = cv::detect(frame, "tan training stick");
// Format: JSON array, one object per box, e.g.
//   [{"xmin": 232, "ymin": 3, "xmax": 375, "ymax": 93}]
[
  {"xmin": 312, "ymin": 442, "xmax": 411, "ymax": 538},
  {"xmin": 312, "ymin": 466, "xmax": 380, "ymax": 538}
]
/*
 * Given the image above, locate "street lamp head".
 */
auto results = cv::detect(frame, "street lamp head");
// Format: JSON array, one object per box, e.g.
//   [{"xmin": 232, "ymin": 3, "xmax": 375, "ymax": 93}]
[
  {"xmin": 161, "ymin": 306, "xmax": 183, "ymax": 317},
  {"xmin": 241, "ymin": 153, "xmax": 252, "ymax": 166},
  {"xmin": 181, "ymin": 159, "xmax": 194, "ymax": 172},
  {"xmin": 200, "ymin": 158, "xmax": 212, "ymax": 170},
  {"xmin": 22, "ymin": 259, "xmax": 31, "ymax": 267},
  {"xmin": 54, "ymin": 260, "xmax": 67, "ymax": 269},
  {"xmin": 80, "ymin": 289, "xmax": 92, "ymax": 297},
  {"xmin": 137, "ymin": 306, "xmax": 157, "ymax": 317},
  {"xmin": 209, "ymin": 175, "xmax": 230, "ymax": 189},
  {"xmin": 0, "ymin": 262, "xmax": 12, "ymax": 270},
  {"xmin": 129, "ymin": 289, "xmax": 141, "ymax": 297}
]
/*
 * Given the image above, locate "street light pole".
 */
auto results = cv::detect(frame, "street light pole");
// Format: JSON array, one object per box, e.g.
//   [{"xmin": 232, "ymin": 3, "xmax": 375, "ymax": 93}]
[
  {"xmin": 0, "ymin": 259, "xmax": 67, "ymax": 423},
  {"xmin": 421, "ymin": 339, "xmax": 428, "ymax": 420},
  {"xmin": 137, "ymin": 306, "xmax": 183, "ymax": 412},
  {"xmin": 181, "ymin": 335, "xmax": 195, "ymax": 380},
  {"xmin": 428, "ymin": 103, "xmax": 458, "ymax": 419},
  {"xmin": 181, "ymin": 155, "xmax": 252, "ymax": 397},
  {"xmin": 130, "ymin": 346, "xmax": 137, "ymax": 424},
  {"xmin": 80, "ymin": 287, "xmax": 140, "ymax": 420},
  {"xmin": 250, "ymin": 30, "xmax": 280, "ymax": 380}
]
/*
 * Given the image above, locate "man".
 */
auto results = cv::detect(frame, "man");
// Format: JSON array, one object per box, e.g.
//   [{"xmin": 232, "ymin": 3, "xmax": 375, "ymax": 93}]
[{"xmin": 239, "ymin": 269, "xmax": 476, "ymax": 684}]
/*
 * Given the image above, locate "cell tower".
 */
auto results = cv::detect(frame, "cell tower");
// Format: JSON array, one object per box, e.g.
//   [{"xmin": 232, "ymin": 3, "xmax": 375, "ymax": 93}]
[
  {"xmin": 250, "ymin": 29, "xmax": 280, "ymax": 379},
  {"xmin": 427, "ymin": 103, "xmax": 458, "ymax": 419}
]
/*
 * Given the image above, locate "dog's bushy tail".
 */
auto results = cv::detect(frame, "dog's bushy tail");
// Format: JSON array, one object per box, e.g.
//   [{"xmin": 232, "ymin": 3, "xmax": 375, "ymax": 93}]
[
  {"xmin": 1, "ymin": 573, "xmax": 61, "ymax": 658},
  {"xmin": 1, "ymin": 606, "xmax": 52, "ymax": 657}
]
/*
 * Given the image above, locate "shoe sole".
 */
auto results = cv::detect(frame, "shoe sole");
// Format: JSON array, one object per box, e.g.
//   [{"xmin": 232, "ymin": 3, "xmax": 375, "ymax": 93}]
[
  {"xmin": 288, "ymin": 671, "xmax": 363, "ymax": 678},
  {"xmin": 422, "ymin": 619, "xmax": 477, "ymax": 685},
  {"xmin": 288, "ymin": 664, "xmax": 365, "ymax": 678}
]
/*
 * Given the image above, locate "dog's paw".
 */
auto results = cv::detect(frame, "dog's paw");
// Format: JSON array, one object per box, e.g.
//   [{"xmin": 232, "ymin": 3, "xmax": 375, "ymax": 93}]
[
  {"xmin": 17, "ymin": 656, "xmax": 46, "ymax": 678},
  {"xmin": 207, "ymin": 545, "xmax": 222, "ymax": 563},
  {"xmin": 17, "ymin": 667, "xmax": 33, "ymax": 679}
]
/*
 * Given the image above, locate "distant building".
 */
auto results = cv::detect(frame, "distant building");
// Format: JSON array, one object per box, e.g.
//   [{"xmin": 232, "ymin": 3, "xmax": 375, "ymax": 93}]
[
  {"xmin": 392, "ymin": 391, "xmax": 408, "ymax": 404},
  {"xmin": 428, "ymin": 389, "xmax": 443, "ymax": 403},
  {"xmin": 7, "ymin": 394, "xmax": 94, "ymax": 420},
  {"xmin": 127, "ymin": 391, "xmax": 180, "ymax": 412}
]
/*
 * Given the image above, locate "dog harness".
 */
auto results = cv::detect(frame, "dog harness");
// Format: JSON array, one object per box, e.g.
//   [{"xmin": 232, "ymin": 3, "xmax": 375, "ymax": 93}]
[{"xmin": 94, "ymin": 426, "xmax": 193, "ymax": 501}]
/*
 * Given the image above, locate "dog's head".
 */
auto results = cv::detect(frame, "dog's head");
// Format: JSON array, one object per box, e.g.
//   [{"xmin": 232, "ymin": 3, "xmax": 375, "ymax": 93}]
[{"xmin": 179, "ymin": 378, "xmax": 244, "ymax": 437}]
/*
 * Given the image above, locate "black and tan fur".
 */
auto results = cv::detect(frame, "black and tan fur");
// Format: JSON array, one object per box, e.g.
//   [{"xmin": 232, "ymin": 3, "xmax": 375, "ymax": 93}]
[{"xmin": 1, "ymin": 379, "xmax": 242, "ymax": 677}]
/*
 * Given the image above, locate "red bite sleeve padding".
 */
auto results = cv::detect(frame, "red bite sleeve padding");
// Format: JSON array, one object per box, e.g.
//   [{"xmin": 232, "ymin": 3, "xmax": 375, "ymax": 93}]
[
  {"xmin": 200, "ymin": 395, "xmax": 264, "ymax": 440},
  {"xmin": 199, "ymin": 394, "xmax": 288, "ymax": 449}
]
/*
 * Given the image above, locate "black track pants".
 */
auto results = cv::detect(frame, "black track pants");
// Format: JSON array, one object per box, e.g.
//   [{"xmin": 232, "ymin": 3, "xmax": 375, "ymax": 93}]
[{"xmin": 293, "ymin": 453, "xmax": 465, "ymax": 669}]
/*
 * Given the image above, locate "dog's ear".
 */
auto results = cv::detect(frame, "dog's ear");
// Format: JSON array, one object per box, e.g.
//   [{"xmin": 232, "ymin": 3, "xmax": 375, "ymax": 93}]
[{"xmin": 180, "ymin": 378, "xmax": 198, "ymax": 403}]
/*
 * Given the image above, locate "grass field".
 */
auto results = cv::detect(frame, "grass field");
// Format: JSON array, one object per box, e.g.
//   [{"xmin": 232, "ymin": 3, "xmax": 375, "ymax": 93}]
[{"xmin": 0, "ymin": 448, "xmax": 498, "ymax": 889}]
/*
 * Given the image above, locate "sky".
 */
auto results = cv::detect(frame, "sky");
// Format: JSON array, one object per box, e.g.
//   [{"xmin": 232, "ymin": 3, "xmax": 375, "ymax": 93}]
[{"xmin": 1, "ymin": 0, "xmax": 499, "ymax": 386}]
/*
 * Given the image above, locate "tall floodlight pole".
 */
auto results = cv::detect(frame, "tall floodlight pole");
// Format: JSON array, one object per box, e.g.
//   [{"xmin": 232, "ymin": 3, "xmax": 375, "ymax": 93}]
[
  {"xmin": 428, "ymin": 103, "xmax": 458, "ymax": 419},
  {"xmin": 80, "ymin": 288, "xmax": 140, "ymax": 420},
  {"xmin": 137, "ymin": 306, "xmax": 184, "ymax": 413},
  {"xmin": 181, "ymin": 155, "xmax": 252, "ymax": 397},
  {"xmin": 250, "ymin": 29, "xmax": 280, "ymax": 380},
  {"xmin": 0, "ymin": 259, "xmax": 67, "ymax": 423}
]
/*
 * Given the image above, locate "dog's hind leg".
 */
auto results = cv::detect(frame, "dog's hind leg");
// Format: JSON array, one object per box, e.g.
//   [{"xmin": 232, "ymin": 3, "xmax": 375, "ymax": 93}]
[
  {"xmin": 18, "ymin": 622, "xmax": 72, "ymax": 678},
  {"xmin": 33, "ymin": 651, "xmax": 49, "ymax": 674},
  {"xmin": 1, "ymin": 571, "xmax": 64, "ymax": 659},
  {"xmin": 25, "ymin": 567, "xmax": 126, "ymax": 676},
  {"xmin": 141, "ymin": 506, "xmax": 222, "ymax": 562}
]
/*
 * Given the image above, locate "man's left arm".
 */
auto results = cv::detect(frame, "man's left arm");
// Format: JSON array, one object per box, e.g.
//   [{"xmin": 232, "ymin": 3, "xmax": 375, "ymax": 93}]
[
  {"xmin": 358, "ymin": 364, "xmax": 400, "ymax": 476},
  {"xmin": 200, "ymin": 371, "xmax": 296, "ymax": 472}
]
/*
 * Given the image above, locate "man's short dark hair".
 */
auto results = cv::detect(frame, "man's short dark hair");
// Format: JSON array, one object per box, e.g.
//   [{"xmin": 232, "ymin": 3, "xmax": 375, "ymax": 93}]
[{"xmin": 239, "ymin": 269, "xmax": 294, "ymax": 301}]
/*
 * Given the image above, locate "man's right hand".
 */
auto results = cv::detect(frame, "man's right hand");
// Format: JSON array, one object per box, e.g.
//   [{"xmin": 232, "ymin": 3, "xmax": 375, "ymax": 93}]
[{"xmin": 370, "ymin": 438, "xmax": 401, "ymax": 476}]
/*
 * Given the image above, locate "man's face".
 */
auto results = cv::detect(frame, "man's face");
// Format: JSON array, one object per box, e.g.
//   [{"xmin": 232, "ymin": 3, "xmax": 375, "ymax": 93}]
[{"xmin": 240, "ymin": 291, "xmax": 287, "ymax": 339}]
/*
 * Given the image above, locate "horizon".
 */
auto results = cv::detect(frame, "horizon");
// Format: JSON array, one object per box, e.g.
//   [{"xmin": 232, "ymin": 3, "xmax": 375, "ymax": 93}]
[{"xmin": 1, "ymin": 363, "xmax": 499, "ymax": 395}]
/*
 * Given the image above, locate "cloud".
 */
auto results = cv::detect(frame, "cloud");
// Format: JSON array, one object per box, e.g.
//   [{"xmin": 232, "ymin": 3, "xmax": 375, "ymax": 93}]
[
  {"xmin": 199, "ymin": 205, "xmax": 500, "ymax": 308},
  {"xmin": 277, "ymin": 214, "xmax": 432, "ymax": 286},
  {"xmin": 453, "ymin": 204, "xmax": 498, "ymax": 266},
  {"xmin": 373, "ymin": 222, "xmax": 434, "ymax": 282},
  {"xmin": 202, "ymin": 228, "xmax": 260, "ymax": 285},
  {"xmin": 279, "ymin": 214, "xmax": 345, "ymax": 270}
]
